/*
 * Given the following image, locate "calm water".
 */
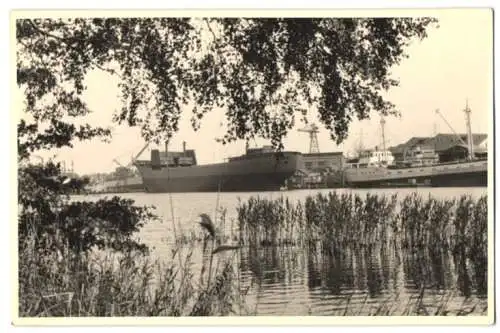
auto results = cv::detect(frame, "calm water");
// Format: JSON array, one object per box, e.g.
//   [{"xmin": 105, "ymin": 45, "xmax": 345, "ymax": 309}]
[{"xmin": 76, "ymin": 187, "xmax": 488, "ymax": 315}]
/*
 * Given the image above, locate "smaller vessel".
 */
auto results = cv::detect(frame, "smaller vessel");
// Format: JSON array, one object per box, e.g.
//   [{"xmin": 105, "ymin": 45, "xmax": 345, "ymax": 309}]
[
  {"xmin": 343, "ymin": 103, "xmax": 488, "ymax": 188},
  {"xmin": 344, "ymin": 159, "xmax": 487, "ymax": 188},
  {"xmin": 89, "ymin": 175, "xmax": 144, "ymax": 194}
]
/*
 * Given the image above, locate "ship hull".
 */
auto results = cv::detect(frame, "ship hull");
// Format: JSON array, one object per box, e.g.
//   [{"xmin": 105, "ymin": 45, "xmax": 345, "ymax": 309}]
[
  {"xmin": 429, "ymin": 170, "xmax": 487, "ymax": 187},
  {"xmin": 135, "ymin": 152, "xmax": 302, "ymax": 193},
  {"xmin": 105, "ymin": 182, "xmax": 145, "ymax": 193},
  {"xmin": 344, "ymin": 160, "xmax": 488, "ymax": 188},
  {"xmin": 88, "ymin": 176, "xmax": 145, "ymax": 193}
]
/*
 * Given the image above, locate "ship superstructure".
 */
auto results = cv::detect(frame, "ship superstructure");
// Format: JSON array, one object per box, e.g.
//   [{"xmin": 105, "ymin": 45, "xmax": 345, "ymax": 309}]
[{"xmin": 343, "ymin": 103, "xmax": 488, "ymax": 188}]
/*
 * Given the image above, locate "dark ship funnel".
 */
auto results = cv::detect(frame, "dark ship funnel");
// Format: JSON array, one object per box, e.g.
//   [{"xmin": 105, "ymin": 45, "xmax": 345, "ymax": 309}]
[{"xmin": 151, "ymin": 149, "xmax": 161, "ymax": 170}]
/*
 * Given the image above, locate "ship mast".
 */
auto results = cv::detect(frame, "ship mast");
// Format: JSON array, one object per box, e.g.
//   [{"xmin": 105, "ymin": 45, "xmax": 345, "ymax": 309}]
[
  {"xmin": 433, "ymin": 116, "xmax": 437, "ymax": 153},
  {"xmin": 380, "ymin": 117, "xmax": 386, "ymax": 153},
  {"xmin": 355, "ymin": 127, "xmax": 364, "ymax": 157},
  {"xmin": 464, "ymin": 99, "xmax": 474, "ymax": 160}
]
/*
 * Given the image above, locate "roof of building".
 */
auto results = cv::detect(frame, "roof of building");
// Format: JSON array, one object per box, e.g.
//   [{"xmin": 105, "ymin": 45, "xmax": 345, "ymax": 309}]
[
  {"xmin": 389, "ymin": 133, "xmax": 487, "ymax": 154},
  {"xmin": 390, "ymin": 137, "xmax": 429, "ymax": 155},
  {"xmin": 303, "ymin": 152, "xmax": 344, "ymax": 157},
  {"xmin": 433, "ymin": 133, "xmax": 487, "ymax": 151},
  {"xmin": 441, "ymin": 143, "xmax": 488, "ymax": 154}
]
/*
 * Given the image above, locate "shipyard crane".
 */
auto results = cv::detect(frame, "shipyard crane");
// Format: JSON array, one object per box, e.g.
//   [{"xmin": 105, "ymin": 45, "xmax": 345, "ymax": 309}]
[
  {"xmin": 113, "ymin": 142, "xmax": 150, "ymax": 168},
  {"xmin": 112, "ymin": 158, "xmax": 125, "ymax": 168},
  {"xmin": 111, "ymin": 142, "xmax": 150, "ymax": 186},
  {"xmin": 298, "ymin": 123, "xmax": 320, "ymax": 153}
]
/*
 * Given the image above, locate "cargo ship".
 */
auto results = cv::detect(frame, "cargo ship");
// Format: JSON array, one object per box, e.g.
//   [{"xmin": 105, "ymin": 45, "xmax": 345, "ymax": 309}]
[
  {"xmin": 343, "ymin": 158, "xmax": 487, "ymax": 188},
  {"xmin": 134, "ymin": 142, "xmax": 304, "ymax": 193},
  {"xmin": 343, "ymin": 104, "xmax": 488, "ymax": 188}
]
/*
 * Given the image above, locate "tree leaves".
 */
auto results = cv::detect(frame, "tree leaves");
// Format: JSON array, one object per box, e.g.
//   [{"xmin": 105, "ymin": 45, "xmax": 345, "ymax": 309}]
[
  {"xmin": 16, "ymin": 17, "xmax": 437, "ymax": 155},
  {"xmin": 18, "ymin": 160, "xmax": 156, "ymax": 255},
  {"xmin": 18, "ymin": 119, "xmax": 111, "ymax": 160}
]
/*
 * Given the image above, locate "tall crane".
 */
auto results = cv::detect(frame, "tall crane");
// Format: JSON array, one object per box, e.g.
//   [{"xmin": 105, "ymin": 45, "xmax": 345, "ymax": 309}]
[
  {"xmin": 298, "ymin": 123, "xmax": 320, "ymax": 153},
  {"xmin": 113, "ymin": 142, "xmax": 150, "ymax": 168},
  {"xmin": 112, "ymin": 158, "xmax": 124, "ymax": 168},
  {"xmin": 111, "ymin": 142, "xmax": 150, "ymax": 186},
  {"xmin": 380, "ymin": 117, "xmax": 387, "ymax": 153}
]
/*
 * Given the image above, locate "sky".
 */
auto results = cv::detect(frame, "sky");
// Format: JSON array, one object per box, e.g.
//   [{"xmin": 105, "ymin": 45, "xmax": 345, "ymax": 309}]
[{"xmin": 17, "ymin": 8, "xmax": 493, "ymax": 175}]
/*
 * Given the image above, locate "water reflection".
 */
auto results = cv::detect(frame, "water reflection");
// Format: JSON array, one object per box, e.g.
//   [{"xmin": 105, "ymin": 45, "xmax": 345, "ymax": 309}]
[{"xmin": 238, "ymin": 241, "xmax": 487, "ymax": 315}]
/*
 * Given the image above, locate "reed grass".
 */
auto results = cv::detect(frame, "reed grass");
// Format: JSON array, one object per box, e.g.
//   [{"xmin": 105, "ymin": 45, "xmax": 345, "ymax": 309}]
[
  {"xmin": 237, "ymin": 193, "xmax": 487, "ymax": 251},
  {"xmin": 172, "ymin": 208, "xmax": 236, "ymax": 248},
  {"xmin": 237, "ymin": 196, "xmax": 298, "ymax": 247},
  {"xmin": 238, "ymin": 193, "xmax": 401, "ymax": 248},
  {"xmin": 236, "ymin": 192, "xmax": 488, "ymax": 298},
  {"xmin": 18, "ymin": 213, "xmax": 243, "ymax": 317}
]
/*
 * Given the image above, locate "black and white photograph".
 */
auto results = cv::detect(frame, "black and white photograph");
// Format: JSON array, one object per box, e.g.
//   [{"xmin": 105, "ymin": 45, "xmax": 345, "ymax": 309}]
[{"xmin": 11, "ymin": 6, "xmax": 494, "ymax": 326}]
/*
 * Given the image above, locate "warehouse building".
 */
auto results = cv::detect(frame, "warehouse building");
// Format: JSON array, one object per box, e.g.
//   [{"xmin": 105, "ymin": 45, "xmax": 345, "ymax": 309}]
[
  {"xmin": 389, "ymin": 133, "xmax": 487, "ymax": 165},
  {"xmin": 300, "ymin": 151, "xmax": 345, "ymax": 172}
]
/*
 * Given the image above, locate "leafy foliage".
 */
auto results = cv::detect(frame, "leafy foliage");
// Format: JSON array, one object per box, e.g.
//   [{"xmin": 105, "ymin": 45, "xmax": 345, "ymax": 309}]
[
  {"xmin": 18, "ymin": 119, "xmax": 111, "ymax": 160},
  {"xmin": 18, "ymin": 161, "xmax": 156, "ymax": 255},
  {"xmin": 17, "ymin": 17, "xmax": 438, "ymax": 153}
]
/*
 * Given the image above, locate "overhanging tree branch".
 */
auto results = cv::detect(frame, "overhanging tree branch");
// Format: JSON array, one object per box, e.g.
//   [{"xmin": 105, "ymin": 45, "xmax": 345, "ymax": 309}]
[{"xmin": 17, "ymin": 17, "xmax": 439, "ymax": 151}]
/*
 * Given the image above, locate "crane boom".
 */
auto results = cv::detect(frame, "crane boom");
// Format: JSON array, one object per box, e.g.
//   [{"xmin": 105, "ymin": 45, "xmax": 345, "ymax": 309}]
[
  {"xmin": 112, "ymin": 158, "xmax": 124, "ymax": 167},
  {"xmin": 130, "ymin": 142, "xmax": 150, "ymax": 166},
  {"xmin": 435, "ymin": 109, "xmax": 468, "ymax": 146},
  {"xmin": 111, "ymin": 142, "xmax": 150, "ymax": 170}
]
